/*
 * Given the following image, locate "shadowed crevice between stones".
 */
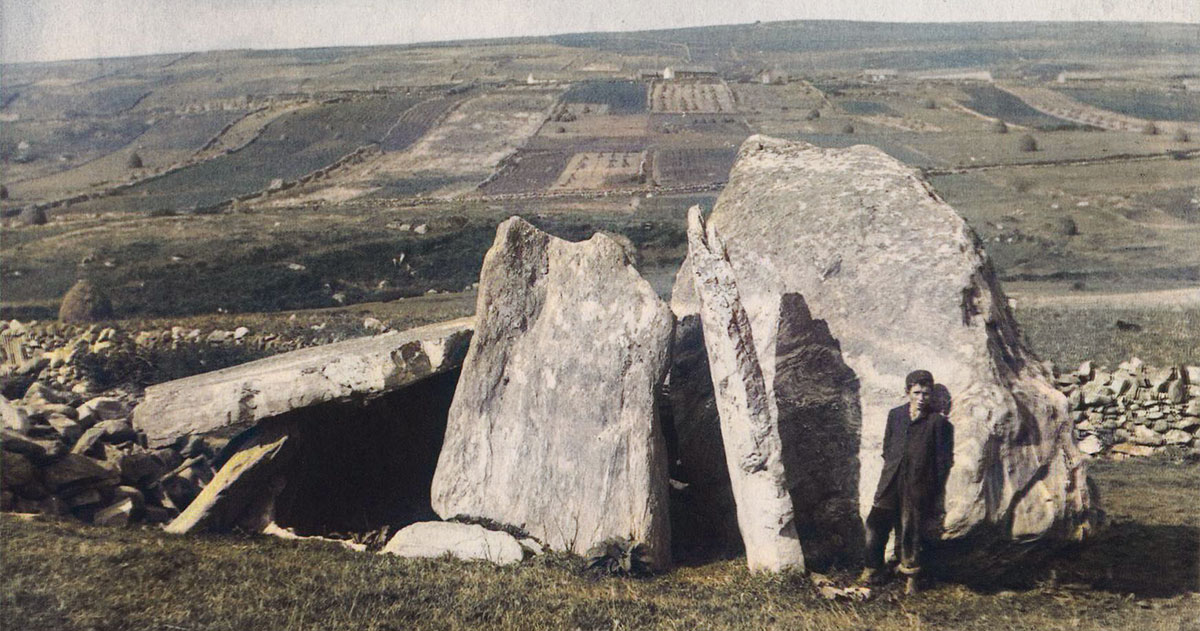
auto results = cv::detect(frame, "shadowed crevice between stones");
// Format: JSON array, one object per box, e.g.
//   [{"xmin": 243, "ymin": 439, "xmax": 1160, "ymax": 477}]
[
  {"xmin": 170, "ymin": 368, "xmax": 459, "ymax": 538},
  {"xmin": 271, "ymin": 368, "xmax": 459, "ymax": 536},
  {"xmin": 667, "ymin": 314, "xmax": 743, "ymax": 562},
  {"xmin": 773, "ymin": 292, "xmax": 865, "ymax": 571}
]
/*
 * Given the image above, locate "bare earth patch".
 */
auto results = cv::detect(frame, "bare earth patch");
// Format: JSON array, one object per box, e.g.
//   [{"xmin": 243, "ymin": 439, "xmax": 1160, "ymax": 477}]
[{"xmin": 551, "ymin": 151, "xmax": 645, "ymax": 190}]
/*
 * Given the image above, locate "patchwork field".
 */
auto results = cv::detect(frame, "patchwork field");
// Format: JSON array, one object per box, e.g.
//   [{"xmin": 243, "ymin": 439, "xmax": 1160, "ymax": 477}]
[
  {"xmin": 477, "ymin": 150, "xmax": 573, "ymax": 195},
  {"xmin": 958, "ymin": 84, "xmax": 1089, "ymax": 130},
  {"xmin": 326, "ymin": 88, "xmax": 561, "ymax": 198},
  {"xmin": 652, "ymin": 147, "xmax": 739, "ymax": 186},
  {"xmin": 2, "ymin": 20, "xmax": 1198, "ymax": 349},
  {"xmin": 559, "ymin": 80, "xmax": 647, "ymax": 114},
  {"xmin": 650, "ymin": 114, "xmax": 750, "ymax": 136},
  {"xmin": 1005, "ymin": 84, "xmax": 1200, "ymax": 134},
  {"xmin": 539, "ymin": 112, "xmax": 650, "ymax": 138},
  {"xmin": 5, "ymin": 110, "xmax": 246, "ymax": 200},
  {"xmin": 0, "ymin": 115, "xmax": 154, "ymax": 185},
  {"xmin": 649, "ymin": 80, "xmax": 736, "ymax": 113},
  {"xmin": 47, "ymin": 96, "xmax": 420, "ymax": 214}
]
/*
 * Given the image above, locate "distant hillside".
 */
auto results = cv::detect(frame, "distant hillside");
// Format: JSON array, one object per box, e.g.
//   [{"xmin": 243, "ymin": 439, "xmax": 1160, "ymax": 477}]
[{"xmin": 548, "ymin": 21, "xmax": 1200, "ymax": 73}]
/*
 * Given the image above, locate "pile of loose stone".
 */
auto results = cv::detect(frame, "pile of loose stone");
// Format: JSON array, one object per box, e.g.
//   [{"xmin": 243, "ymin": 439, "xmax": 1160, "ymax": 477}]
[
  {"xmin": 1056, "ymin": 359, "xmax": 1200, "ymax": 458},
  {"xmin": 1, "ymin": 382, "xmax": 217, "ymax": 526},
  {"xmin": 0, "ymin": 319, "xmax": 336, "ymax": 396}
]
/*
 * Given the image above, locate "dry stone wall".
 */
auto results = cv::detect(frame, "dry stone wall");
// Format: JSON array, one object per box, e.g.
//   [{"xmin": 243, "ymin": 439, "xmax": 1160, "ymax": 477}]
[{"xmin": 1055, "ymin": 359, "xmax": 1200, "ymax": 458}]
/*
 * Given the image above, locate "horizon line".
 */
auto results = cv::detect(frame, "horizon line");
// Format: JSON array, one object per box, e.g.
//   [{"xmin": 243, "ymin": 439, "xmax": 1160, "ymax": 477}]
[{"xmin": 4, "ymin": 17, "xmax": 1198, "ymax": 66}]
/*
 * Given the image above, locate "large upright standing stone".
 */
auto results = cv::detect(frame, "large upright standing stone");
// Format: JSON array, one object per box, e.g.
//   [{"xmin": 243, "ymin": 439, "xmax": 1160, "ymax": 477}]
[
  {"xmin": 672, "ymin": 135, "xmax": 1098, "ymax": 573},
  {"xmin": 431, "ymin": 217, "xmax": 673, "ymax": 568},
  {"xmin": 684, "ymin": 207, "xmax": 805, "ymax": 572}
]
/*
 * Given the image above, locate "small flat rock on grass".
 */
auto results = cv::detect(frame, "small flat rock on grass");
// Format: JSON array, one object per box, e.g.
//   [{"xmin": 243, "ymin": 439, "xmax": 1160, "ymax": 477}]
[
  {"xmin": 133, "ymin": 318, "xmax": 474, "ymax": 447},
  {"xmin": 381, "ymin": 522, "xmax": 524, "ymax": 565},
  {"xmin": 1077, "ymin": 435, "xmax": 1104, "ymax": 455}
]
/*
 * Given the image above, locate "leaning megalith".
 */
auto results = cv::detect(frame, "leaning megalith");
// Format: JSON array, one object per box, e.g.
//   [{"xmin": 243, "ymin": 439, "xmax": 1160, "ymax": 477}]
[
  {"xmin": 431, "ymin": 217, "xmax": 673, "ymax": 568},
  {"xmin": 683, "ymin": 207, "xmax": 805, "ymax": 573},
  {"xmin": 134, "ymin": 318, "xmax": 473, "ymax": 447},
  {"xmin": 672, "ymin": 135, "xmax": 1099, "ymax": 573}
]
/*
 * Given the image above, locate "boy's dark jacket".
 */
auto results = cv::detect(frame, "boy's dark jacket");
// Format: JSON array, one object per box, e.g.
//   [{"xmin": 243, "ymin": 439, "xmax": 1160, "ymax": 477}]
[{"xmin": 872, "ymin": 404, "xmax": 953, "ymax": 510}]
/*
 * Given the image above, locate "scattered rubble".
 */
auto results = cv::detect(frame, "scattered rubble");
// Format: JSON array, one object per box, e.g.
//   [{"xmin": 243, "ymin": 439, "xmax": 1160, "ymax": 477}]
[{"xmin": 1, "ymin": 386, "xmax": 217, "ymax": 527}]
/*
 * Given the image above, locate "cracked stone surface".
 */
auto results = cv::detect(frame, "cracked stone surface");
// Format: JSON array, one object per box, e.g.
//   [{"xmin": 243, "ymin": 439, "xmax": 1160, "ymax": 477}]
[
  {"xmin": 133, "ymin": 318, "xmax": 473, "ymax": 446},
  {"xmin": 430, "ymin": 217, "xmax": 673, "ymax": 568},
  {"xmin": 671, "ymin": 135, "xmax": 1099, "ymax": 573}
]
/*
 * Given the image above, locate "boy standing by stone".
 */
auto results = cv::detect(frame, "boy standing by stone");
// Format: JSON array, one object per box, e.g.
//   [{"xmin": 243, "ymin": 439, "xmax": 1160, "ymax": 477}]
[{"xmin": 860, "ymin": 370, "xmax": 951, "ymax": 595}]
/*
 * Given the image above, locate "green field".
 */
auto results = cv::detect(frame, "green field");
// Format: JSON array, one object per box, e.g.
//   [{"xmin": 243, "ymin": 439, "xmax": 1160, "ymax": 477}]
[
  {"xmin": 1055, "ymin": 87, "xmax": 1200, "ymax": 123},
  {"xmin": 958, "ymin": 85, "xmax": 1089, "ymax": 130},
  {"xmin": 561, "ymin": 81, "xmax": 648, "ymax": 114}
]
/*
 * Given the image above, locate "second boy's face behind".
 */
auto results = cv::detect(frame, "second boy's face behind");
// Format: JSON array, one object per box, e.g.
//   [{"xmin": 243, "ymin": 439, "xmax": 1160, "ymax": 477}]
[{"xmin": 908, "ymin": 383, "xmax": 932, "ymax": 417}]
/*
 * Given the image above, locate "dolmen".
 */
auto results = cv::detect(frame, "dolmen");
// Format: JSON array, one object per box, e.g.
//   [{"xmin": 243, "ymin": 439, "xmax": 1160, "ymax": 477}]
[
  {"xmin": 133, "ymin": 319, "xmax": 473, "ymax": 536},
  {"xmin": 139, "ymin": 134, "xmax": 1100, "ymax": 578}
]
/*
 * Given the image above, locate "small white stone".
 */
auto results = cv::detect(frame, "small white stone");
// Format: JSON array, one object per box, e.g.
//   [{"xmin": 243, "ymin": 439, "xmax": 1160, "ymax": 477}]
[{"xmin": 381, "ymin": 522, "xmax": 523, "ymax": 565}]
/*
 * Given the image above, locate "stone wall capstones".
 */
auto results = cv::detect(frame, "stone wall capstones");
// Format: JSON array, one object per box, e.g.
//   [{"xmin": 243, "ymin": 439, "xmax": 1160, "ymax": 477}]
[
  {"xmin": 430, "ymin": 217, "xmax": 674, "ymax": 568},
  {"xmin": 671, "ymin": 135, "xmax": 1100, "ymax": 573}
]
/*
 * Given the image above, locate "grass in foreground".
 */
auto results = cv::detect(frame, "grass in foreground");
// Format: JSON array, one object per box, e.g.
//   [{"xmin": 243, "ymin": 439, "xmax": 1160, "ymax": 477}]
[{"xmin": 2, "ymin": 459, "xmax": 1197, "ymax": 631}]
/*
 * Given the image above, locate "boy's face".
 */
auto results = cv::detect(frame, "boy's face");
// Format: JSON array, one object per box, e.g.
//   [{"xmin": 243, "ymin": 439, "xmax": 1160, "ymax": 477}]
[{"xmin": 907, "ymin": 383, "xmax": 932, "ymax": 416}]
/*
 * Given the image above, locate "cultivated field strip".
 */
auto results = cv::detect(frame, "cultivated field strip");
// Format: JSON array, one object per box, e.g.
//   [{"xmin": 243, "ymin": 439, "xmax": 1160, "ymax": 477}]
[
  {"xmin": 652, "ymin": 147, "xmax": 739, "ymax": 186},
  {"xmin": 649, "ymin": 80, "xmax": 736, "ymax": 113},
  {"xmin": 551, "ymin": 151, "xmax": 646, "ymax": 190},
  {"xmin": 53, "ymin": 96, "xmax": 420, "ymax": 214},
  {"xmin": 957, "ymin": 84, "xmax": 1083, "ymax": 130},
  {"xmin": 1001, "ymin": 84, "xmax": 1200, "ymax": 135},
  {"xmin": 380, "ymin": 96, "xmax": 465, "ymax": 152}
]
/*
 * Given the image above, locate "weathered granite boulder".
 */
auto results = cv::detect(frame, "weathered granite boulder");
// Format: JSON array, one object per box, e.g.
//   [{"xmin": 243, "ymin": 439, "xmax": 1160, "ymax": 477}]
[
  {"xmin": 671, "ymin": 135, "xmax": 1098, "ymax": 574},
  {"xmin": 381, "ymin": 521, "xmax": 524, "ymax": 565},
  {"xmin": 681, "ymin": 207, "xmax": 804, "ymax": 572},
  {"xmin": 430, "ymin": 217, "xmax": 673, "ymax": 568},
  {"xmin": 133, "ymin": 318, "xmax": 473, "ymax": 446}
]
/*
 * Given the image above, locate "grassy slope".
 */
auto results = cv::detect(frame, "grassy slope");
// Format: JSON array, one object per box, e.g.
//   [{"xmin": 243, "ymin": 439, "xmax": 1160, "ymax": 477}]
[
  {"xmin": 2, "ymin": 459, "xmax": 1196, "ymax": 631},
  {"xmin": 1015, "ymin": 305, "xmax": 1200, "ymax": 368}
]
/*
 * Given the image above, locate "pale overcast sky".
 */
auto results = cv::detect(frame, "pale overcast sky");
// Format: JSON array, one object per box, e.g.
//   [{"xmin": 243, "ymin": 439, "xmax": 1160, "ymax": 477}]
[{"xmin": 2, "ymin": 0, "xmax": 1198, "ymax": 64}]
